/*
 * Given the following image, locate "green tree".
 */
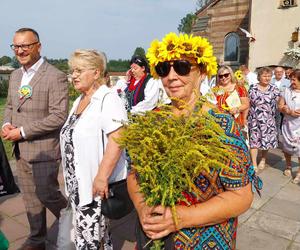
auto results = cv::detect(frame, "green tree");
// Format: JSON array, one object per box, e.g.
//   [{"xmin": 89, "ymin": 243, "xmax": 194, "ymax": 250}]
[
  {"xmin": 47, "ymin": 58, "xmax": 69, "ymax": 73},
  {"xmin": 0, "ymin": 56, "xmax": 12, "ymax": 66},
  {"xmin": 132, "ymin": 47, "xmax": 146, "ymax": 58},
  {"xmin": 11, "ymin": 56, "xmax": 20, "ymax": 68},
  {"xmin": 0, "ymin": 80, "xmax": 9, "ymax": 97},
  {"xmin": 107, "ymin": 59, "xmax": 130, "ymax": 72},
  {"xmin": 178, "ymin": 13, "xmax": 196, "ymax": 34},
  {"xmin": 196, "ymin": 0, "xmax": 210, "ymax": 9}
]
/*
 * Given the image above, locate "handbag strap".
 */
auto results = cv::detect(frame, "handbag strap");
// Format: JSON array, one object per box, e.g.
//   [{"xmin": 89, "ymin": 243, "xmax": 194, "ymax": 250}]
[
  {"xmin": 101, "ymin": 92, "xmax": 110, "ymax": 155},
  {"xmin": 66, "ymin": 195, "xmax": 72, "ymax": 209}
]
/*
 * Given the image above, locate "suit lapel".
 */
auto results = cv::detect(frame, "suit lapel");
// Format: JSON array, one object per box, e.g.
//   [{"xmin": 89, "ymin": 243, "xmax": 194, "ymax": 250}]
[
  {"xmin": 14, "ymin": 70, "xmax": 23, "ymax": 88},
  {"xmin": 15, "ymin": 69, "xmax": 24, "ymax": 111},
  {"xmin": 29, "ymin": 60, "xmax": 48, "ymax": 89},
  {"xmin": 17, "ymin": 61, "xmax": 48, "ymax": 111}
]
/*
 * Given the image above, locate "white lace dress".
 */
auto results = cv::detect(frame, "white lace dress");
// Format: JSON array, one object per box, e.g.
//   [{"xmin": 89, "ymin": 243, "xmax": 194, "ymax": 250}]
[{"xmin": 281, "ymin": 88, "xmax": 300, "ymax": 157}]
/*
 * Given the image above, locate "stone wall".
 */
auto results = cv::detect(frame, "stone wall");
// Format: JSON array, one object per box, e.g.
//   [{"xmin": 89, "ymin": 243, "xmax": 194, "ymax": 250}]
[{"xmin": 193, "ymin": 0, "xmax": 250, "ymax": 67}]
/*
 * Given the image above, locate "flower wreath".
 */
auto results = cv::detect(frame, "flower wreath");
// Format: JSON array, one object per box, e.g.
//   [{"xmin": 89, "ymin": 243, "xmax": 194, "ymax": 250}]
[
  {"xmin": 234, "ymin": 70, "xmax": 244, "ymax": 81},
  {"xmin": 146, "ymin": 32, "xmax": 218, "ymax": 79}
]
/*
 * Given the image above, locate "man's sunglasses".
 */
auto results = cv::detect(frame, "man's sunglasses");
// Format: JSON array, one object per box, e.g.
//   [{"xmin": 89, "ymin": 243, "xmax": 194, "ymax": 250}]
[
  {"xmin": 155, "ymin": 60, "xmax": 197, "ymax": 77},
  {"xmin": 218, "ymin": 73, "xmax": 230, "ymax": 79}
]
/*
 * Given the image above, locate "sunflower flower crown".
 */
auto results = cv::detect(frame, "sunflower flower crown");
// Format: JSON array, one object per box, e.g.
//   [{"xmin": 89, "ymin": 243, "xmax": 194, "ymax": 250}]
[
  {"xmin": 234, "ymin": 70, "xmax": 244, "ymax": 81},
  {"xmin": 146, "ymin": 32, "xmax": 218, "ymax": 79}
]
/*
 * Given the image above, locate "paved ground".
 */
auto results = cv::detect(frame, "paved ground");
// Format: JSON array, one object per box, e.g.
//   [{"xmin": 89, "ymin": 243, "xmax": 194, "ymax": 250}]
[{"xmin": 0, "ymin": 148, "xmax": 300, "ymax": 250}]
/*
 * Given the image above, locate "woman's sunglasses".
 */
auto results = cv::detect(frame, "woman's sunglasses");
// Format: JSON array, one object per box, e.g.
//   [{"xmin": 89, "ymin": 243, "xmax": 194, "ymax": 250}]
[
  {"xmin": 218, "ymin": 73, "xmax": 230, "ymax": 79},
  {"xmin": 155, "ymin": 60, "xmax": 197, "ymax": 77}
]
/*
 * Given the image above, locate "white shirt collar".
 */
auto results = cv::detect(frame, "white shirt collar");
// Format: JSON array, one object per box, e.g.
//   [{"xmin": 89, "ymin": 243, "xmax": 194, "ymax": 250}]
[{"xmin": 21, "ymin": 57, "xmax": 44, "ymax": 74}]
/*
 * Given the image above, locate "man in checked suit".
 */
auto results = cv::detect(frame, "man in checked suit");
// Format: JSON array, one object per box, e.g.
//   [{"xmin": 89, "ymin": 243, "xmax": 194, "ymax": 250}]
[{"xmin": 2, "ymin": 28, "xmax": 68, "ymax": 250}]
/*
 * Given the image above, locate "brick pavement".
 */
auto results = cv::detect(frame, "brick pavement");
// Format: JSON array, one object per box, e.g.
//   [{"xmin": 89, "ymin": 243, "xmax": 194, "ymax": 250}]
[{"xmin": 1, "ymin": 148, "xmax": 300, "ymax": 250}]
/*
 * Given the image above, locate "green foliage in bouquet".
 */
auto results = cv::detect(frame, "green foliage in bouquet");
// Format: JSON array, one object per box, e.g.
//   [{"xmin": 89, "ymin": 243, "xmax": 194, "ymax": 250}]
[{"xmin": 117, "ymin": 97, "xmax": 239, "ymax": 248}]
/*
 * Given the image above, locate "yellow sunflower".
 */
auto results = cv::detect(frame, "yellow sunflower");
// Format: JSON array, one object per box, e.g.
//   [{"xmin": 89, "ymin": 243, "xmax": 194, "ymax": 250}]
[
  {"xmin": 146, "ymin": 32, "xmax": 218, "ymax": 78},
  {"xmin": 234, "ymin": 70, "xmax": 244, "ymax": 81}
]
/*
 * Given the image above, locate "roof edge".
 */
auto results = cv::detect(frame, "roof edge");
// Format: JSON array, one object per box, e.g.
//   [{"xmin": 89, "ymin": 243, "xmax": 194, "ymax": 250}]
[{"xmin": 195, "ymin": 0, "xmax": 221, "ymax": 15}]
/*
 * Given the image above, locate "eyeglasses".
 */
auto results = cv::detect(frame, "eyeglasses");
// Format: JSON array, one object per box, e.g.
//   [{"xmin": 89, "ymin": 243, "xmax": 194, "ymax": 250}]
[
  {"xmin": 218, "ymin": 73, "xmax": 230, "ymax": 79},
  {"xmin": 71, "ymin": 68, "xmax": 94, "ymax": 75},
  {"xmin": 10, "ymin": 42, "xmax": 39, "ymax": 51},
  {"xmin": 155, "ymin": 60, "xmax": 197, "ymax": 77}
]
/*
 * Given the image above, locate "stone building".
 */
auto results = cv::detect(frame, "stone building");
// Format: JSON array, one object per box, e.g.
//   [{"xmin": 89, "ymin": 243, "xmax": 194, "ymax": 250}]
[
  {"xmin": 0, "ymin": 65, "xmax": 14, "ymax": 81},
  {"xmin": 192, "ymin": 0, "xmax": 251, "ymax": 69},
  {"xmin": 192, "ymin": 0, "xmax": 300, "ymax": 71}
]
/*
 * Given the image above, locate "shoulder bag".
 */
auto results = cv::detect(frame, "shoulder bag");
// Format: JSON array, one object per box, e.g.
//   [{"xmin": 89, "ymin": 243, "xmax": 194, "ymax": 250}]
[
  {"xmin": 57, "ymin": 197, "xmax": 76, "ymax": 250},
  {"xmin": 100, "ymin": 92, "xmax": 134, "ymax": 220}
]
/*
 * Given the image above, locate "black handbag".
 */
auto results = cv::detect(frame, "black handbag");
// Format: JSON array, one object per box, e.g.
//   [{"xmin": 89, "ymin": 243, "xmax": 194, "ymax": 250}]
[
  {"xmin": 99, "ymin": 93, "xmax": 134, "ymax": 220},
  {"xmin": 0, "ymin": 139, "xmax": 20, "ymax": 197},
  {"xmin": 101, "ymin": 179, "xmax": 134, "ymax": 220}
]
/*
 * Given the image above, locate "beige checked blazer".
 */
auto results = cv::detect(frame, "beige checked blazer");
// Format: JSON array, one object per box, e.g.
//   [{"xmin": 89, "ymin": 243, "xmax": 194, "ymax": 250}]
[{"xmin": 3, "ymin": 60, "xmax": 69, "ymax": 162}]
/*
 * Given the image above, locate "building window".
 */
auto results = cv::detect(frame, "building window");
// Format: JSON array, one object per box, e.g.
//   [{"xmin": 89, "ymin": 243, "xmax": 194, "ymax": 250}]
[
  {"xmin": 279, "ymin": 0, "xmax": 297, "ymax": 8},
  {"xmin": 224, "ymin": 33, "xmax": 240, "ymax": 62}
]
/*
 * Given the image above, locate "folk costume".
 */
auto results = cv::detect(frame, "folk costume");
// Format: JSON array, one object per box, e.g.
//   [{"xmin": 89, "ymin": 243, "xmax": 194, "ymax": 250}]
[
  {"xmin": 128, "ymin": 32, "xmax": 262, "ymax": 250},
  {"xmin": 125, "ymin": 73, "xmax": 151, "ymax": 110}
]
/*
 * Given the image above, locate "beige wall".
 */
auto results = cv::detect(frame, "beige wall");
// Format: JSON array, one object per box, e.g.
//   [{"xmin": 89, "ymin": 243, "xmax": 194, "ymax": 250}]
[{"xmin": 249, "ymin": 0, "xmax": 300, "ymax": 70}]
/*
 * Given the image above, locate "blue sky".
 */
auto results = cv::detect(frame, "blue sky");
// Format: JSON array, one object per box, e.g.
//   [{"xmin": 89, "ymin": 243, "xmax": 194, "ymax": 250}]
[{"xmin": 0, "ymin": 0, "xmax": 197, "ymax": 60}]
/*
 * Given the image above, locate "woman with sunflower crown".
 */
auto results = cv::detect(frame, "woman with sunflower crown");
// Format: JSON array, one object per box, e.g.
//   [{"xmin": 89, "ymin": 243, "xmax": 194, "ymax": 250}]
[{"xmin": 125, "ymin": 32, "xmax": 262, "ymax": 249}]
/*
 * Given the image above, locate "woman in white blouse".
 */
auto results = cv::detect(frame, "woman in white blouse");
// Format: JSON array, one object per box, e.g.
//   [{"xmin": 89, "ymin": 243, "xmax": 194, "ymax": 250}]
[
  {"xmin": 114, "ymin": 55, "xmax": 161, "ymax": 114},
  {"xmin": 60, "ymin": 49, "xmax": 127, "ymax": 249}
]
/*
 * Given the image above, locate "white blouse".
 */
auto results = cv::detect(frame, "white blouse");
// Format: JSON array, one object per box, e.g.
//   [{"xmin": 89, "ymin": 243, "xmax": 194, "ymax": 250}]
[{"xmin": 60, "ymin": 85, "xmax": 128, "ymax": 206}]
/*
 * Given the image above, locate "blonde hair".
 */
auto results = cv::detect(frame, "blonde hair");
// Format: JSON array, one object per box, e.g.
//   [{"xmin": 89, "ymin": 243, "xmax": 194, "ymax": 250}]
[
  {"xmin": 216, "ymin": 65, "xmax": 237, "ymax": 85},
  {"xmin": 69, "ymin": 49, "xmax": 107, "ymax": 84}
]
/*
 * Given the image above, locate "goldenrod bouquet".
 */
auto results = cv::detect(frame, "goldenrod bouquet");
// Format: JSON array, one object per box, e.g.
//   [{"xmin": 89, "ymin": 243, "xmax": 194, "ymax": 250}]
[{"xmin": 118, "ymin": 98, "xmax": 239, "ymax": 249}]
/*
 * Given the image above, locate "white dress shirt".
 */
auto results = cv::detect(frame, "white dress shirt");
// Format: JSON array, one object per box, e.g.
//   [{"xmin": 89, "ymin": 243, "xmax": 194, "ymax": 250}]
[
  {"xmin": 271, "ymin": 77, "xmax": 291, "ymax": 93},
  {"xmin": 21, "ymin": 57, "xmax": 44, "ymax": 87},
  {"xmin": 246, "ymin": 71, "xmax": 258, "ymax": 86}
]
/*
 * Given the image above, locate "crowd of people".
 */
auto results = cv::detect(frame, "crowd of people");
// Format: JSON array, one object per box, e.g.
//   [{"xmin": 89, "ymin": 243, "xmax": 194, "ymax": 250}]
[
  {"xmin": 0, "ymin": 27, "xmax": 299, "ymax": 250},
  {"xmin": 212, "ymin": 64, "xmax": 300, "ymax": 185}
]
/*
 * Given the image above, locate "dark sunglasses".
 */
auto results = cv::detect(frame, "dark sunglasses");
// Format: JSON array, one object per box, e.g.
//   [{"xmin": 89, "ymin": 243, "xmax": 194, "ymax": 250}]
[
  {"xmin": 218, "ymin": 73, "xmax": 230, "ymax": 79},
  {"xmin": 155, "ymin": 60, "xmax": 197, "ymax": 77}
]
